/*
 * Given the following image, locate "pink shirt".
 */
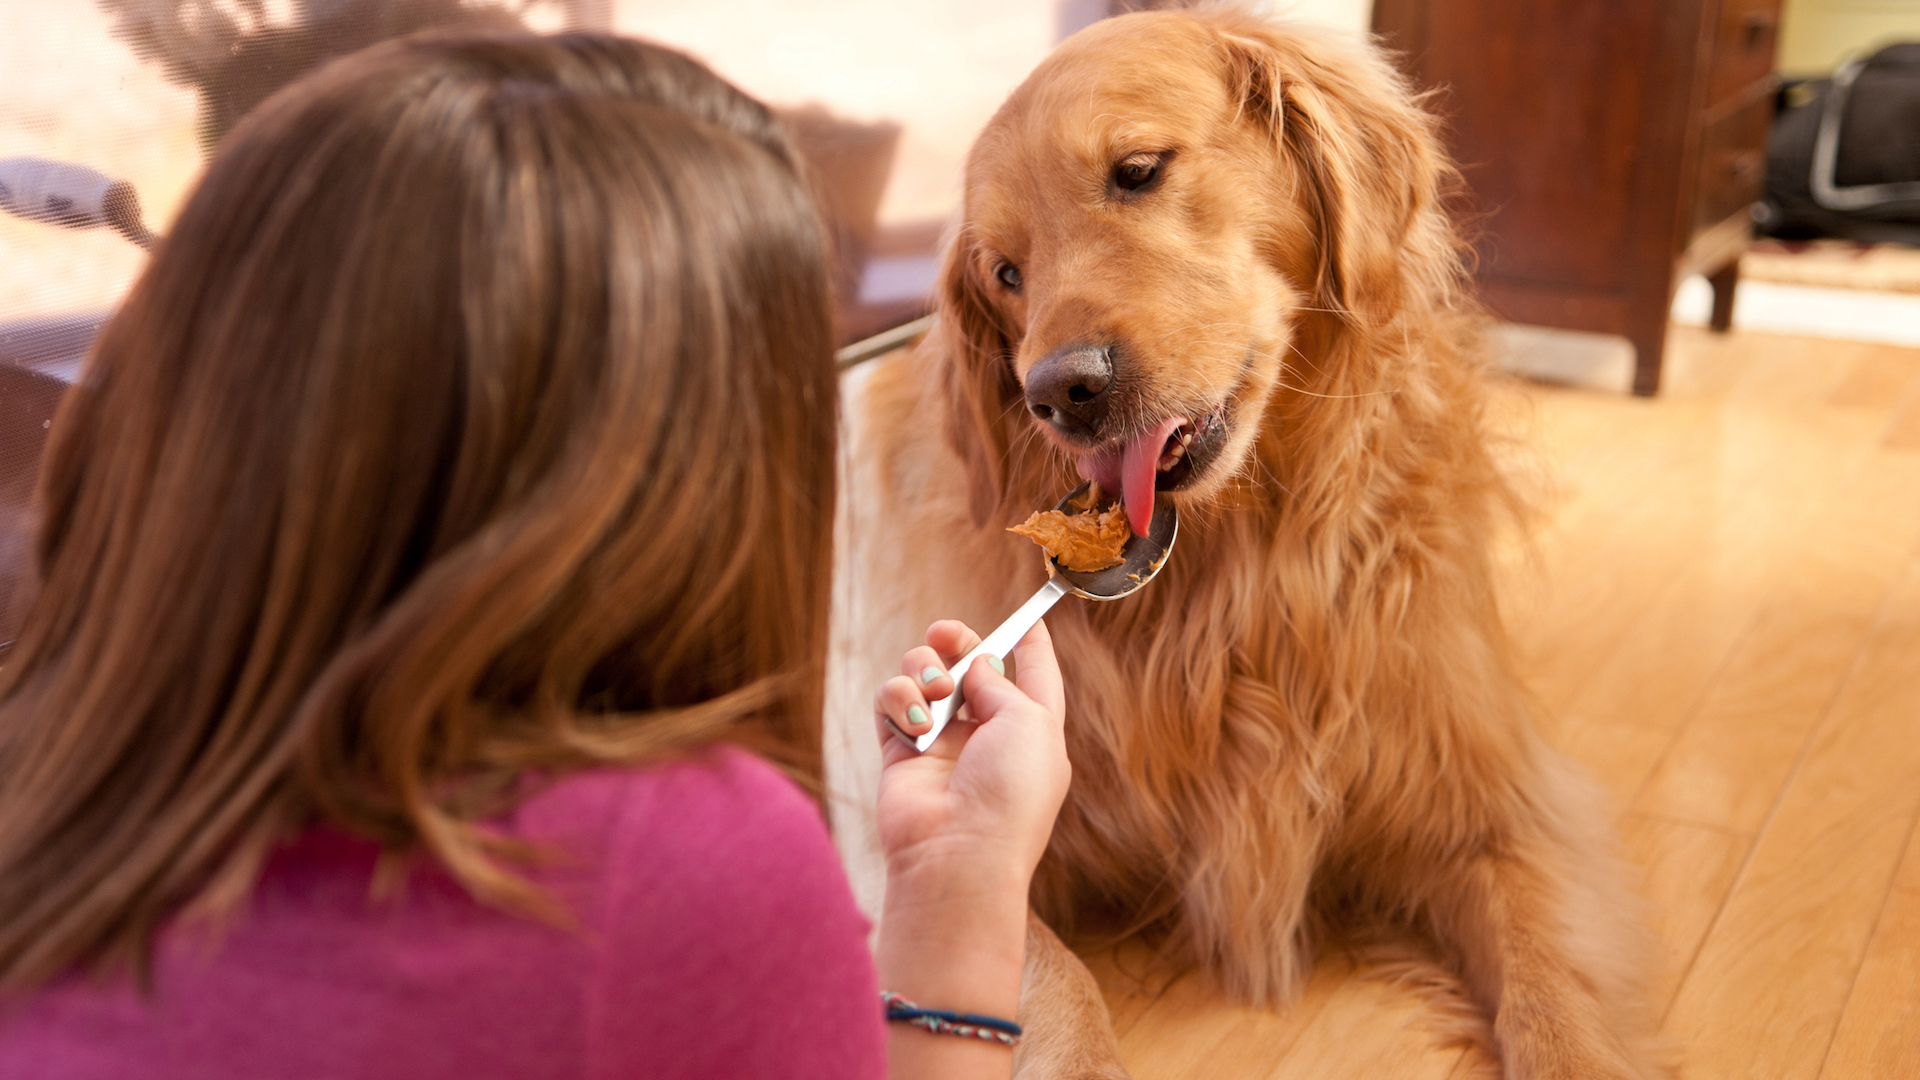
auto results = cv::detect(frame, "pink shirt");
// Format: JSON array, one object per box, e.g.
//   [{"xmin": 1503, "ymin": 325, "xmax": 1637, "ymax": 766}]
[{"xmin": 0, "ymin": 749, "xmax": 885, "ymax": 1079}]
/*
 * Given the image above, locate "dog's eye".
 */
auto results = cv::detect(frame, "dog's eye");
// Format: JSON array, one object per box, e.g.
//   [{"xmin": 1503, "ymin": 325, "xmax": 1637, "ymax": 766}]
[
  {"xmin": 1113, "ymin": 154, "xmax": 1162, "ymax": 192},
  {"xmin": 995, "ymin": 262, "xmax": 1023, "ymax": 292}
]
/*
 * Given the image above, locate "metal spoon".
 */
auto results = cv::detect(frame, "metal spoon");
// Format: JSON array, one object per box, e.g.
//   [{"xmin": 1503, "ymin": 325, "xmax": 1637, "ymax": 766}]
[{"xmin": 894, "ymin": 481, "xmax": 1179, "ymax": 753}]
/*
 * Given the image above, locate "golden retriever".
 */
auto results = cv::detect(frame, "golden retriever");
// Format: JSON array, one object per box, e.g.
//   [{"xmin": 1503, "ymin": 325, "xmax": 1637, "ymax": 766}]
[{"xmin": 827, "ymin": 8, "xmax": 1668, "ymax": 1078}]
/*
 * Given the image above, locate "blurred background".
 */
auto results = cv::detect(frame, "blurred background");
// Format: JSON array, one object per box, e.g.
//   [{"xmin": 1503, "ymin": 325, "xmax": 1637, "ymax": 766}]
[
  {"xmin": 0, "ymin": 1, "xmax": 1359, "ymax": 331},
  {"xmin": 4, "ymin": 0, "xmax": 1915, "ymax": 387}
]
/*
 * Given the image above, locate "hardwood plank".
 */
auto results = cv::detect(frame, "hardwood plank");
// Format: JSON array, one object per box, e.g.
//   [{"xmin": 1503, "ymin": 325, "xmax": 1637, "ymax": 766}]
[
  {"xmin": 1486, "ymin": 372, "xmax": 1629, "ymax": 476},
  {"xmin": 1715, "ymin": 331, "xmax": 1862, "ymax": 409},
  {"xmin": 1820, "ymin": 815, "xmax": 1920, "ymax": 1079},
  {"xmin": 1616, "ymin": 812, "xmax": 1751, "ymax": 1013},
  {"xmin": 1510, "ymin": 333, "xmax": 1883, "ymax": 721},
  {"xmin": 1823, "ymin": 345, "xmax": 1920, "ymax": 410},
  {"xmin": 1663, "ymin": 553, "xmax": 1920, "ymax": 1079},
  {"xmin": 1636, "ymin": 450, "xmax": 1920, "ymax": 831},
  {"xmin": 1109, "ymin": 961, "xmax": 1341, "ymax": 1079},
  {"xmin": 1091, "ymin": 948, "xmax": 1468, "ymax": 1080},
  {"xmin": 1883, "ymin": 385, "xmax": 1920, "ymax": 452},
  {"xmin": 1632, "ymin": 594, "xmax": 1872, "ymax": 831},
  {"xmin": 1553, "ymin": 405, "xmax": 1883, "ymax": 741},
  {"xmin": 1511, "ymin": 403, "xmax": 1729, "ymax": 714},
  {"xmin": 1550, "ymin": 719, "xmax": 1671, "ymax": 809},
  {"xmin": 1082, "ymin": 942, "xmax": 1189, "ymax": 1040},
  {"xmin": 1535, "ymin": 342, "xmax": 1919, "ymax": 811},
  {"xmin": 1261, "ymin": 968, "xmax": 1466, "ymax": 1080},
  {"xmin": 1858, "ymin": 337, "xmax": 1920, "ymax": 453},
  {"xmin": 1658, "ymin": 324, "xmax": 1752, "ymax": 402}
]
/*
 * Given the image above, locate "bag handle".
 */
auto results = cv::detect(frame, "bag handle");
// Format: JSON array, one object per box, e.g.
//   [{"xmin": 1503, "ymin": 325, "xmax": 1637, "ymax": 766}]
[{"xmin": 1811, "ymin": 57, "xmax": 1920, "ymax": 211}]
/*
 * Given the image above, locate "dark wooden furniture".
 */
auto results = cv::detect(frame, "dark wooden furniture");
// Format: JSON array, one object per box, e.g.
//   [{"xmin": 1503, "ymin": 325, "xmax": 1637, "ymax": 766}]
[
  {"xmin": 0, "ymin": 312, "xmax": 96, "ymax": 642},
  {"xmin": 1373, "ymin": 0, "xmax": 1780, "ymax": 394},
  {"xmin": 775, "ymin": 106, "xmax": 939, "ymax": 349}
]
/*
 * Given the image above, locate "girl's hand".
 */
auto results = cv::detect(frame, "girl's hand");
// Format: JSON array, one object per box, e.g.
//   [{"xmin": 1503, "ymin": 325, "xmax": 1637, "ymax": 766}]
[
  {"xmin": 869, "ymin": 619, "xmax": 1070, "ymax": 1077},
  {"xmin": 870, "ymin": 618, "xmax": 1070, "ymax": 885}
]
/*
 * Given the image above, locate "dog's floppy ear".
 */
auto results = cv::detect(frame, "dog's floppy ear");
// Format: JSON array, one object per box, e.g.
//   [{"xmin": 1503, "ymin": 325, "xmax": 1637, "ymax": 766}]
[
  {"xmin": 1218, "ymin": 24, "xmax": 1454, "ymax": 327},
  {"xmin": 937, "ymin": 228, "xmax": 1024, "ymax": 527}
]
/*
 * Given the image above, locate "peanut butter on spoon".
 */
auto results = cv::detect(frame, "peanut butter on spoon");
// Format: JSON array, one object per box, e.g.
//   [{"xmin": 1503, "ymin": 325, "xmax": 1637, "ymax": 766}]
[{"xmin": 1007, "ymin": 482, "xmax": 1131, "ymax": 572}]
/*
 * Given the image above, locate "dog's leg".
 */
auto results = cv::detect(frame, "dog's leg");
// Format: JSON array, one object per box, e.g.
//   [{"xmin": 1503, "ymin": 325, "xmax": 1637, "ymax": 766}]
[
  {"xmin": 1012, "ymin": 912, "xmax": 1132, "ymax": 1080},
  {"xmin": 1420, "ymin": 758, "xmax": 1671, "ymax": 1080}
]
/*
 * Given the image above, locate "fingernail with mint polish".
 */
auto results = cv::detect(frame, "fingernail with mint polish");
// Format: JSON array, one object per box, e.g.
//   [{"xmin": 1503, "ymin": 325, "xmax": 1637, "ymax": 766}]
[
  {"xmin": 905, "ymin": 705, "xmax": 928, "ymax": 729},
  {"xmin": 985, "ymin": 656, "xmax": 1005, "ymax": 676},
  {"xmin": 919, "ymin": 665, "xmax": 944, "ymax": 686}
]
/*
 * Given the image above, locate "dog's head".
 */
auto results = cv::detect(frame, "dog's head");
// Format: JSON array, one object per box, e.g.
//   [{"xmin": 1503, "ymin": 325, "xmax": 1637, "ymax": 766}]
[{"xmin": 939, "ymin": 10, "xmax": 1459, "ymax": 531}]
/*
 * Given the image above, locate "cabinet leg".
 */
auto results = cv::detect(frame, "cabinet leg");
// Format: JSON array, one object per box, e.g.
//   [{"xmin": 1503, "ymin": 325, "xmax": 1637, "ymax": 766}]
[
  {"xmin": 1708, "ymin": 261, "xmax": 1739, "ymax": 333},
  {"xmin": 1629, "ymin": 316, "xmax": 1667, "ymax": 397}
]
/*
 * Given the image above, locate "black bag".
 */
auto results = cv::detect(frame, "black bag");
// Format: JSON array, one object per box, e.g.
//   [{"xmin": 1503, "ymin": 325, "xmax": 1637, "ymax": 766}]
[{"xmin": 1758, "ymin": 43, "xmax": 1920, "ymax": 244}]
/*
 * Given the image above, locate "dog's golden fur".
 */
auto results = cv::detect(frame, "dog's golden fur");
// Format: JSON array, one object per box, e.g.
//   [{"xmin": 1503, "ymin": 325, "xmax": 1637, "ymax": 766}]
[{"xmin": 828, "ymin": 9, "xmax": 1668, "ymax": 1077}]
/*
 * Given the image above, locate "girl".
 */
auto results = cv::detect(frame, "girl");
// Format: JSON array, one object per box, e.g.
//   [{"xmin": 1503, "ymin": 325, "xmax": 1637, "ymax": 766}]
[{"xmin": 0, "ymin": 32, "xmax": 1066, "ymax": 1080}]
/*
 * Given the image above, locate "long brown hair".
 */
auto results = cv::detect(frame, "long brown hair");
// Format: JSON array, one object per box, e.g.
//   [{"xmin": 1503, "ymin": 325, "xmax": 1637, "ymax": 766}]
[{"xmin": 0, "ymin": 32, "xmax": 837, "ymax": 991}]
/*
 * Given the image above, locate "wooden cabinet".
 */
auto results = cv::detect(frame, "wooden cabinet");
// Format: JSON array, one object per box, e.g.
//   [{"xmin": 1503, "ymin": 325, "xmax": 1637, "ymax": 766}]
[{"xmin": 1373, "ymin": 0, "xmax": 1781, "ymax": 394}]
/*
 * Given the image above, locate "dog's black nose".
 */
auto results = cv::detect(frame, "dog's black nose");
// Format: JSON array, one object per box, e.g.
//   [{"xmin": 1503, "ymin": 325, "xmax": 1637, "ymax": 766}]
[{"xmin": 1025, "ymin": 344, "xmax": 1115, "ymax": 439}]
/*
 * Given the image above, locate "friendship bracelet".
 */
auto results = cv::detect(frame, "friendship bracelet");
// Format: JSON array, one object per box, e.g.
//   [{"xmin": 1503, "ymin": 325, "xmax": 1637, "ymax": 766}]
[{"xmin": 880, "ymin": 991, "xmax": 1023, "ymax": 1047}]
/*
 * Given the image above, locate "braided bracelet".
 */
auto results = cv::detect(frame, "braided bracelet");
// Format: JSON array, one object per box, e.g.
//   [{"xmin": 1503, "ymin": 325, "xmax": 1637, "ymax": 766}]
[{"xmin": 880, "ymin": 991, "xmax": 1023, "ymax": 1047}]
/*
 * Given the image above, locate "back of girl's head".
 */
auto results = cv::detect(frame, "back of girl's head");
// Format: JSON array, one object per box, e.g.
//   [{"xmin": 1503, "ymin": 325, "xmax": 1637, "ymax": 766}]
[{"xmin": 0, "ymin": 33, "xmax": 835, "ymax": 990}]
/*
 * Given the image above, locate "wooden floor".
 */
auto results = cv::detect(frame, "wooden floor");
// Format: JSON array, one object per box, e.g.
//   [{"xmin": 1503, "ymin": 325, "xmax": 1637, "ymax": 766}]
[{"xmin": 1080, "ymin": 324, "xmax": 1920, "ymax": 1080}]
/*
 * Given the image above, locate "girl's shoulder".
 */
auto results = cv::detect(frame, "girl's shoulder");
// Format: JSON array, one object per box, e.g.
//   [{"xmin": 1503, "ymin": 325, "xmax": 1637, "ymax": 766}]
[
  {"xmin": 508, "ymin": 746, "xmax": 868, "ymax": 952},
  {"xmin": 514, "ymin": 746, "xmax": 833, "ymax": 882},
  {"xmin": 528, "ymin": 749, "xmax": 883, "ymax": 1079}
]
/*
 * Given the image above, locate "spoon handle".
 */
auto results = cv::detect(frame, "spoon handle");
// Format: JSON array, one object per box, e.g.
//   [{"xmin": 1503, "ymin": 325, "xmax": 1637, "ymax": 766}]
[{"xmin": 906, "ymin": 577, "xmax": 1070, "ymax": 753}]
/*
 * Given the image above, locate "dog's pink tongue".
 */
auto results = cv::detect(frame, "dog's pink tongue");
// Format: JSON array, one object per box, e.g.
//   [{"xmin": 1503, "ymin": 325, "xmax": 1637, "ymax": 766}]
[
  {"xmin": 1077, "ymin": 417, "xmax": 1187, "ymax": 535},
  {"xmin": 1076, "ymin": 451, "xmax": 1120, "ymax": 497},
  {"xmin": 1118, "ymin": 416, "xmax": 1186, "ymax": 536}
]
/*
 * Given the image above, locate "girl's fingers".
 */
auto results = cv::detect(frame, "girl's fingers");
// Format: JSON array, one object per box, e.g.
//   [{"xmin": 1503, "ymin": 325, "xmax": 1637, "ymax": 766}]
[
  {"xmin": 900, "ymin": 645, "xmax": 954, "ymax": 700},
  {"xmin": 958, "ymin": 652, "xmax": 1039, "ymax": 729},
  {"xmin": 1007, "ymin": 619, "xmax": 1065, "ymax": 723},
  {"xmin": 924, "ymin": 620, "xmax": 984, "ymax": 668},
  {"xmin": 958, "ymin": 620, "xmax": 1064, "ymax": 736},
  {"xmin": 874, "ymin": 674, "xmax": 933, "ymax": 743},
  {"xmin": 871, "ymin": 619, "xmax": 1022, "ymax": 752}
]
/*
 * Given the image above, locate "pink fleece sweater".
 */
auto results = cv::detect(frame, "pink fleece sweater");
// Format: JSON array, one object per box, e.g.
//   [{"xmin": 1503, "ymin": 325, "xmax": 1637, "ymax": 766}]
[{"xmin": 0, "ymin": 749, "xmax": 885, "ymax": 1079}]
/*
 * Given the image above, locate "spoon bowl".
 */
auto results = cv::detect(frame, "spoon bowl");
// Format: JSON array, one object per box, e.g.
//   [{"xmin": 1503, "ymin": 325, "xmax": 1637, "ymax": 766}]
[
  {"xmin": 1049, "ymin": 480, "xmax": 1179, "ymax": 600},
  {"xmin": 893, "ymin": 484, "xmax": 1179, "ymax": 752}
]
